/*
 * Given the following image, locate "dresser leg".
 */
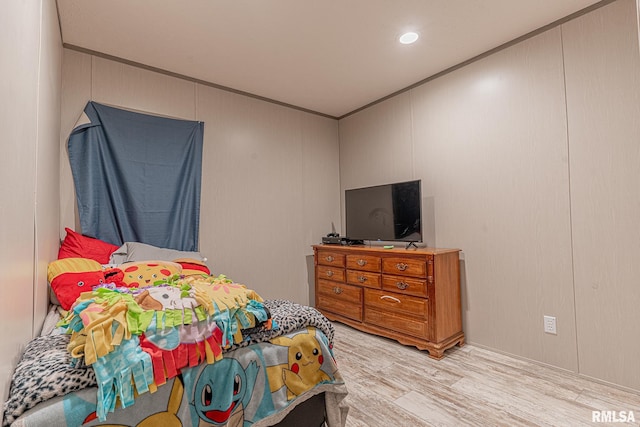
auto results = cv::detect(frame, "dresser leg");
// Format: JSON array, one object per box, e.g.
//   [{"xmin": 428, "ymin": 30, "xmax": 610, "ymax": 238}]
[{"xmin": 427, "ymin": 349, "xmax": 445, "ymax": 360}]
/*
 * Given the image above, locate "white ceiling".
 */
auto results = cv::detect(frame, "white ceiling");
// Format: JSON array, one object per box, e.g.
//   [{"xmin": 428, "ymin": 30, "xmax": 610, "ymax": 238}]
[{"xmin": 57, "ymin": 0, "xmax": 604, "ymax": 118}]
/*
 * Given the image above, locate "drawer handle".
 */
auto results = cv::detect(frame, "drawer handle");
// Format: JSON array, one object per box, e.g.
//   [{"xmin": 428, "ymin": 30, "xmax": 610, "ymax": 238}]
[
  {"xmin": 357, "ymin": 275, "xmax": 367, "ymax": 283},
  {"xmin": 333, "ymin": 287, "xmax": 343, "ymax": 294},
  {"xmin": 396, "ymin": 281, "xmax": 409, "ymax": 290},
  {"xmin": 396, "ymin": 263, "xmax": 408, "ymax": 271},
  {"xmin": 325, "ymin": 255, "xmax": 334, "ymax": 262},
  {"xmin": 380, "ymin": 295, "xmax": 401, "ymax": 304},
  {"xmin": 357, "ymin": 259, "xmax": 367, "ymax": 266},
  {"xmin": 325, "ymin": 270, "xmax": 334, "ymax": 277}
]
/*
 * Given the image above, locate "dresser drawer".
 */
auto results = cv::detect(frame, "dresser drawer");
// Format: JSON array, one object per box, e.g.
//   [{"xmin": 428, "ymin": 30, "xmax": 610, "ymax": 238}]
[
  {"xmin": 317, "ymin": 265, "xmax": 345, "ymax": 282},
  {"xmin": 346, "ymin": 254, "xmax": 381, "ymax": 272},
  {"xmin": 317, "ymin": 250, "xmax": 346, "ymax": 267},
  {"xmin": 317, "ymin": 280, "xmax": 362, "ymax": 321},
  {"xmin": 364, "ymin": 288, "xmax": 428, "ymax": 318},
  {"xmin": 318, "ymin": 279, "xmax": 362, "ymax": 302},
  {"xmin": 346, "ymin": 270, "xmax": 381, "ymax": 289},
  {"xmin": 382, "ymin": 275, "xmax": 427, "ymax": 298},
  {"xmin": 382, "ymin": 257, "xmax": 428, "ymax": 278},
  {"xmin": 364, "ymin": 308, "xmax": 428, "ymax": 339}
]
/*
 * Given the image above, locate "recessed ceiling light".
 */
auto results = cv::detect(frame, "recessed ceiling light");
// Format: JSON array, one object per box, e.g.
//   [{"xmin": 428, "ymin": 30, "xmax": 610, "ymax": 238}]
[{"xmin": 399, "ymin": 32, "xmax": 419, "ymax": 44}]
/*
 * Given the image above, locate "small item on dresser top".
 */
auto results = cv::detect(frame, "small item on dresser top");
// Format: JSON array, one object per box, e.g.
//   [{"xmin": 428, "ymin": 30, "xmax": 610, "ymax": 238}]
[{"xmin": 322, "ymin": 232, "xmax": 341, "ymax": 245}]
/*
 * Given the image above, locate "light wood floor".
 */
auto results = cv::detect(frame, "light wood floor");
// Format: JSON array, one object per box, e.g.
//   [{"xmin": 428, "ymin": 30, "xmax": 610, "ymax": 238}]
[{"xmin": 331, "ymin": 322, "xmax": 640, "ymax": 427}]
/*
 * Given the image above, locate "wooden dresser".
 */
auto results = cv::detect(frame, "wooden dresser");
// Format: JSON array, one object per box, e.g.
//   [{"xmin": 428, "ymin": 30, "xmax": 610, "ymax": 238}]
[{"xmin": 313, "ymin": 244, "xmax": 464, "ymax": 359}]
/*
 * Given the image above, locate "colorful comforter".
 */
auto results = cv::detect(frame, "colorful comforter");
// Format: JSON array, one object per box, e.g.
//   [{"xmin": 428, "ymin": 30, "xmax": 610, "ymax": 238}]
[
  {"xmin": 5, "ymin": 325, "xmax": 346, "ymax": 427},
  {"xmin": 61, "ymin": 274, "xmax": 272, "ymax": 421},
  {"xmin": 3, "ymin": 275, "xmax": 347, "ymax": 427}
]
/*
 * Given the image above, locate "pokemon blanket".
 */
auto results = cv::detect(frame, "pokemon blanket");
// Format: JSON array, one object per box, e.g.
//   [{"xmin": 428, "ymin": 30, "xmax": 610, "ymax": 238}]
[{"xmin": 4, "ymin": 300, "xmax": 347, "ymax": 427}]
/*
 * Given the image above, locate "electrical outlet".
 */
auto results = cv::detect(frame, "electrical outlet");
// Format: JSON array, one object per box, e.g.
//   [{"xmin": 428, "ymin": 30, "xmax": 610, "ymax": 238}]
[{"xmin": 544, "ymin": 315, "xmax": 557, "ymax": 335}]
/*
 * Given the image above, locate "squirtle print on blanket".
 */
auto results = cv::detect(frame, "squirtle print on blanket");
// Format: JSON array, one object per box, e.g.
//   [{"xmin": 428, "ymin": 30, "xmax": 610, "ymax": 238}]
[{"xmin": 182, "ymin": 327, "xmax": 339, "ymax": 427}]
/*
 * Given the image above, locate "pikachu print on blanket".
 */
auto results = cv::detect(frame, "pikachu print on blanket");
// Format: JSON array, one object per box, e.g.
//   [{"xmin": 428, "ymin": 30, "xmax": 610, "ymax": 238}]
[
  {"xmin": 266, "ymin": 327, "xmax": 331, "ymax": 400},
  {"xmin": 121, "ymin": 260, "xmax": 182, "ymax": 288}
]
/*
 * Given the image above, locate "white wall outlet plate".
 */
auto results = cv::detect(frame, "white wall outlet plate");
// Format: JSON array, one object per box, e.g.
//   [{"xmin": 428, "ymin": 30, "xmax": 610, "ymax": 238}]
[{"xmin": 544, "ymin": 315, "xmax": 557, "ymax": 335}]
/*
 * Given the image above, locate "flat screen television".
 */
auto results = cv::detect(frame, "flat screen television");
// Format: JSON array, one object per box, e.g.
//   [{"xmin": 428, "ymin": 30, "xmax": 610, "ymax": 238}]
[{"xmin": 345, "ymin": 180, "xmax": 422, "ymax": 243}]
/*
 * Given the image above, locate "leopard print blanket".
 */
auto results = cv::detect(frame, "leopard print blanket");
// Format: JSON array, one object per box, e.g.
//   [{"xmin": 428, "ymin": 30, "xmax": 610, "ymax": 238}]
[
  {"xmin": 2, "ymin": 334, "xmax": 96, "ymax": 426},
  {"xmin": 2, "ymin": 299, "xmax": 334, "ymax": 426},
  {"xmin": 232, "ymin": 299, "xmax": 335, "ymax": 350}
]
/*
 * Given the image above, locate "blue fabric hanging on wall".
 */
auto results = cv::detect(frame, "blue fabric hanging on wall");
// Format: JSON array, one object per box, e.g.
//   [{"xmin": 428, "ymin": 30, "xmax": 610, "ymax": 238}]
[{"xmin": 68, "ymin": 101, "xmax": 204, "ymax": 251}]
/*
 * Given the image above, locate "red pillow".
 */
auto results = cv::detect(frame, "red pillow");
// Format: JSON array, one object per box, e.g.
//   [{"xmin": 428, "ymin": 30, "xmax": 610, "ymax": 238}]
[
  {"xmin": 58, "ymin": 228, "xmax": 119, "ymax": 264},
  {"xmin": 51, "ymin": 271, "xmax": 106, "ymax": 310},
  {"xmin": 174, "ymin": 258, "xmax": 211, "ymax": 276},
  {"xmin": 48, "ymin": 258, "xmax": 105, "ymax": 310}
]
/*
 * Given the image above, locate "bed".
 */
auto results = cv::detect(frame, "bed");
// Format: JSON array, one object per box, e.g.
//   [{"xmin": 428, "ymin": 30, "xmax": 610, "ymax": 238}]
[{"xmin": 2, "ymin": 232, "xmax": 348, "ymax": 427}]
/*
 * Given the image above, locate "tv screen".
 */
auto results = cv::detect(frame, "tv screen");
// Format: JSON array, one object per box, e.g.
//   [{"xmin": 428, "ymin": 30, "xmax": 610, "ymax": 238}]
[{"xmin": 345, "ymin": 180, "xmax": 422, "ymax": 242}]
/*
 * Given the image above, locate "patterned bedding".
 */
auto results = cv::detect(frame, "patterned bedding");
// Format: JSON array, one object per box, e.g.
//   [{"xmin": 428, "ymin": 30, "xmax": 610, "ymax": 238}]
[{"xmin": 3, "ymin": 295, "xmax": 347, "ymax": 427}]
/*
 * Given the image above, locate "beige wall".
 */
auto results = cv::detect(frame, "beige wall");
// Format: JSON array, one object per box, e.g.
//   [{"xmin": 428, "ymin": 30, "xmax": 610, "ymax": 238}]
[
  {"xmin": 563, "ymin": 0, "xmax": 640, "ymax": 391},
  {"xmin": 339, "ymin": 0, "xmax": 640, "ymax": 392},
  {"xmin": 59, "ymin": 52, "xmax": 341, "ymax": 305},
  {"xmin": 0, "ymin": 0, "xmax": 62, "ymax": 405}
]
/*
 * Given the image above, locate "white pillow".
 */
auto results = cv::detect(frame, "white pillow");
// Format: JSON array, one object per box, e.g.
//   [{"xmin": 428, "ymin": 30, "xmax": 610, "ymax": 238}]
[{"xmin": 109, "ymin": 242, "xmax": 206, "ymax": 264}]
